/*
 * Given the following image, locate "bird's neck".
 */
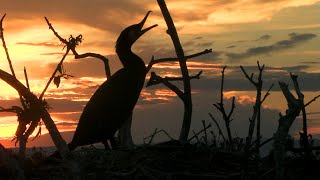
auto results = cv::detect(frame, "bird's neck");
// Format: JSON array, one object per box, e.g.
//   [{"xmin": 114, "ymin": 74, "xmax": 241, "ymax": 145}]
[{"xmin": 116, "ymin": 46, "xmax": 145, "ymax": 70}]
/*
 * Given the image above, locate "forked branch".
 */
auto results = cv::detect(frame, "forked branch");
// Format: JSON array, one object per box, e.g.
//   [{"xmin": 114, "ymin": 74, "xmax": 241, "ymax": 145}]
[{"xmin": 45, "ymin": 17, "xmax": 111, "ymax": 78}]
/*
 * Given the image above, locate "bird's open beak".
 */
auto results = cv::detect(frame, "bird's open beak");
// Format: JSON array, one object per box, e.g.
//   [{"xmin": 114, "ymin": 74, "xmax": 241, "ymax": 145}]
[{"xmin": 138, "ymin": 11, "xmax": 158, "ymax": 36}]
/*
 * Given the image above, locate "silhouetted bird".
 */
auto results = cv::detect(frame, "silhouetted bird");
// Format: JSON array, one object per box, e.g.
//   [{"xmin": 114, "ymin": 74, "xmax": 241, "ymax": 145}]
[{"xmin": 68, "ymin": 11, "xmax": 157, "ymax": 151}]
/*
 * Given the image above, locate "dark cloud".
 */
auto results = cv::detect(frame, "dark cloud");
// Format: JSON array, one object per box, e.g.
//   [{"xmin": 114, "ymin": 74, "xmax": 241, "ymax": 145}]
[
  {"xmin": 16, "ymin": 42, "xmax": 62, "ymax": 47},
  {"xmin": 255, "ymin": 34, "xmax": 271, "ymax": 41},
  {"xmin": 193, "ymin": 50, "xmax": 223, "ymax": 61},
  {"xmin": 40, "ymin": 52, "xmax": 69, "ymax": 56},
  {"xmin": 226, "ymin": 32, "xmax": 317, "ymax": 60},
  {"xmin": 226, "ymin": 45, "xmax": 236, "ymax": 49},
  {"xmin": 191, "ymin": 64, "xmax": 320, "ymax": 92},
  {"xmin": 300, "ymin": 61, "xmax": 320, "ymax": 65},
  {"xmin": 1, "ymin": 0, "xmax": 151, "ymax": 33},
  {"xmin": 232, "ymin": 34, "xmax": 272, "ymax": 43}
]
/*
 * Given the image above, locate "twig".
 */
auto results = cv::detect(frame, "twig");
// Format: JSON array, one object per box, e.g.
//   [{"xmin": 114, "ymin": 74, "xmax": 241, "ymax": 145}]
[
  {"xmin": 192, "ymin": 130, "xmax": 201, "ymax": 144},
  {"xmin": 304, "ymin": 94, "xmax": 320, "ymax": 107},
  {"xmin": 202, "ymin": 120, "xmax": 208, "ymax": 145},
  {"xmin": 143, "ymin": 128, "xmax": 174, "ymax": 144},
  {"xmin": 208, "ymin": 113, "xmax": 226, "ymax": 143},
  {"xmin": 261, "ymin": 84, "xmax": 274, "ymax": 104},
  {"xmin": 188, "ymin": 123, "xmax": 211, "ymax": 142},
  {"xmin": 147, "ymin": 128, "xmax": 158, "ymax": 145},
  {"xmin": 146, "ymin": 72, "xmax": 185, "ymax": 100},
  {"xmin": 146, "ymin": 71, "xmax": 202, "ymax": 87},
  {"xmin": 0, "ymin": 14, "xmax": 15, "ymax": 77},
  {"xmin": 24, "ymin": 67, "xmax": 30, "ymax": 90},
  {"xmin": 213, "ymin": 66, "xmax": 235, "ymax": 144},
  {"xmin": 163, "ymin": 70, "xmax": 202, "ymax": 81}
]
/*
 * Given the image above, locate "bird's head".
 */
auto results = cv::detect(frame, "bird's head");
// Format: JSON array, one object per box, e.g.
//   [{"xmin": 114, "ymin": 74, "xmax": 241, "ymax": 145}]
[{"xmin": 116, "ymin": 11, "xmax": 158, "ymax": 50}]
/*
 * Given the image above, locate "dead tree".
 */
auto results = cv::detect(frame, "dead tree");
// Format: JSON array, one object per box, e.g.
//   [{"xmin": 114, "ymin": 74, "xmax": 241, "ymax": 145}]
[
  {"xmin": 212, "ymin": 66, "xmax": 235, "ymax": 145},
  {"xmin": 147, "ymin": 0, "xmax": 212, "ymax": 143},
  {"xmin": 0, "ymin": 69, "xmax": 69, "ymax": 157},
  {"xmin": 241, "ymin": 61, "xmax": 273, "ymax": 155},
  {"xmin": 0, "ymin": 14, "xmax": 69, "ymax": 159},
  {"xmin": 274, "ymin": 73, "xmax": 320, "ymax": 180}
]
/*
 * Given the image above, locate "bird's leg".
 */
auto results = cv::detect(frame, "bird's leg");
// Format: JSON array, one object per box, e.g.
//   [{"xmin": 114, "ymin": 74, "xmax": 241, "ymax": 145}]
[
  {"xmin": 109, "ymin": 137, "xmax": 119, "ymax": 150},
  {"xmin": 102, "ymin": 139, "xmax": 111, "ymax": 150}
]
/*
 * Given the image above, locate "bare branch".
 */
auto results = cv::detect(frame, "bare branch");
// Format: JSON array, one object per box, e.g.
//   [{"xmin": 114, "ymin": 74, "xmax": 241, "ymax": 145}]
[
  {"xmin": 261, "ymin": 83, "xmax": 274, "ymax": 104},
  {"xmin": 71, "ymin": 50, "xmax": 111, "ymax": 78},
  {"xmin": 0, "ymin": 14, "xmax": 15, "ymax": 77},
  {"xmin": 227, "ymin": 97, "xmax": 236, "ymax": 120},
  {"xmin": 208, "ymin": 113, "xmax": 226, "ymax": 143},
  {"xmin": 24, "ymin": 67, "xmax": 30, "ymax": 90},
  {"xmin": 305, "ymin": 94, "xmax": 320, "ymax": 107},
  {"xmin": 45, "ymin": 17, "xmax": 111, "ymax": 79},
  {"xmin": 213, "ymin": 66, "xmax": 234, "ymax": 143},
  {"xmin": 240, "ymin": 65, "xmax": 256, "ymax": 86},
  {"xmin": 187, "ymin": 123, "xmax": 211, "ymax": 142},
  {"xmin": 146, "ymin": 49, "xmax": 212, "ymax": 72},
  {"xmin": 158, "ymin": 70, "xmax": 202, "ymax": 82},
  {"xmin": 146, "ymin": 72, "xmax": 185, "ymax": 100},
  {"xmin": 44, "ymin": 17, "xmax": 68, "ymax": 44}
]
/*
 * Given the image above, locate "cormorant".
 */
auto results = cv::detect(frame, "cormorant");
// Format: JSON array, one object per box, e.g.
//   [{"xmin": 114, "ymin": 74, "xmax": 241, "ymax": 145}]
[{"xmin": 68, "ymin": 11, "xmax": 157, "ymax": 151}]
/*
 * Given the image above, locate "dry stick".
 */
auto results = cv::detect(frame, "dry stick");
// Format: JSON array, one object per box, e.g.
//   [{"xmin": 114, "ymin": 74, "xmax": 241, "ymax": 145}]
[
  {"xmin": 45, "ymin": 17, "xmax": 111, "ymax": 79},
  {"xmin": 0, "ymin": 14, "xmax": 27, "ymax": 109},
  {"xmin": 208, "ymin": 113, "xmax": 226, "ymax": 143},
  {"xmin": 147, "ymin": 72, "xmax": 185, "ymax": 100},
  {"xmin": 0, "ymin": 69, "xmax": 69, "ymax": 158},
  {"xmin": 146, "ymin": 49, "xmax": 212, "ymax": 73},
  {"xmin": 187, "ymin": 124, "xmax": 211, "ymax": 142},
  {"xmin": 24, "ymin": 67, "xmax": 30, "ymax": 90},
  {"xmin": 147, "ymin": 128, "xmax": 158, "ymax": 145},
  {"xmin": 192, "ymin": 130, "xmax": 201, "ymax": 144},
  {"xmin": 202, "ymin": 120, "xmax": 208, "ymax": 145},
  {"xmin": 146, "ymin": 71, "xmax": 202, "ymax": 87},
  {"xmin": 71, "ymin": 51, "xmax": 111, "ymax": 79},
  {"xmin": 144, "ymin": 128, "xmax": 174, "ymax": 145},
  {"xmin": 213, "ymin": 66, "xmax": 235, "ymax": 144},
  {"xmin": 157, "ymin": 0, "xmax": 192, "ymax": 143}
]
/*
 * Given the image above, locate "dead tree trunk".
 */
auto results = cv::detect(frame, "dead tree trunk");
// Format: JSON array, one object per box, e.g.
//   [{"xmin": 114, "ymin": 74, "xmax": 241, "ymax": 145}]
[
  {"xmin": 157, "ymin": 0, "xmax": 192, "ymax": 143},
  {"xmin": 274, "ymin": 73, "xmax": 320, "ymax": 180}
]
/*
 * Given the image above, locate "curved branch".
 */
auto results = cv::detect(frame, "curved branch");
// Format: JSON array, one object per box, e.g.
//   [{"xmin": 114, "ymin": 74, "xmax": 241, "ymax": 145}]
[
  {"xmin": 45, "ymin": 17, "xmax": 111, "ymax": 79},
  {"xmin": 146, "ymin": 49, "xmax": 212, "ymax": 73}
]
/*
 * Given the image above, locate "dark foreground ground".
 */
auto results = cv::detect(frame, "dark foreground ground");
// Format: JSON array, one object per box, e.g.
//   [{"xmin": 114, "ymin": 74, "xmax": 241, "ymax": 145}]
[{"xmin": 1, "ymin": 141, "xmax": 320, "ymax": 180}]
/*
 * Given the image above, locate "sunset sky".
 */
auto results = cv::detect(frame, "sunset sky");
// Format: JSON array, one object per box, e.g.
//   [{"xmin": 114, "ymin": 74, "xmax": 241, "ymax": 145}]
[{"xmin": 0, "ymin": 0, "xmax": 319, "ymax": 147}]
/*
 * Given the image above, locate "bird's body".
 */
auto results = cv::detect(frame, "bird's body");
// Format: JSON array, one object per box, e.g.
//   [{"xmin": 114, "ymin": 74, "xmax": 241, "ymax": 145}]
[{"xmin": 67, "ymin": 12, "xmax": 157, "ymax": 151}]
